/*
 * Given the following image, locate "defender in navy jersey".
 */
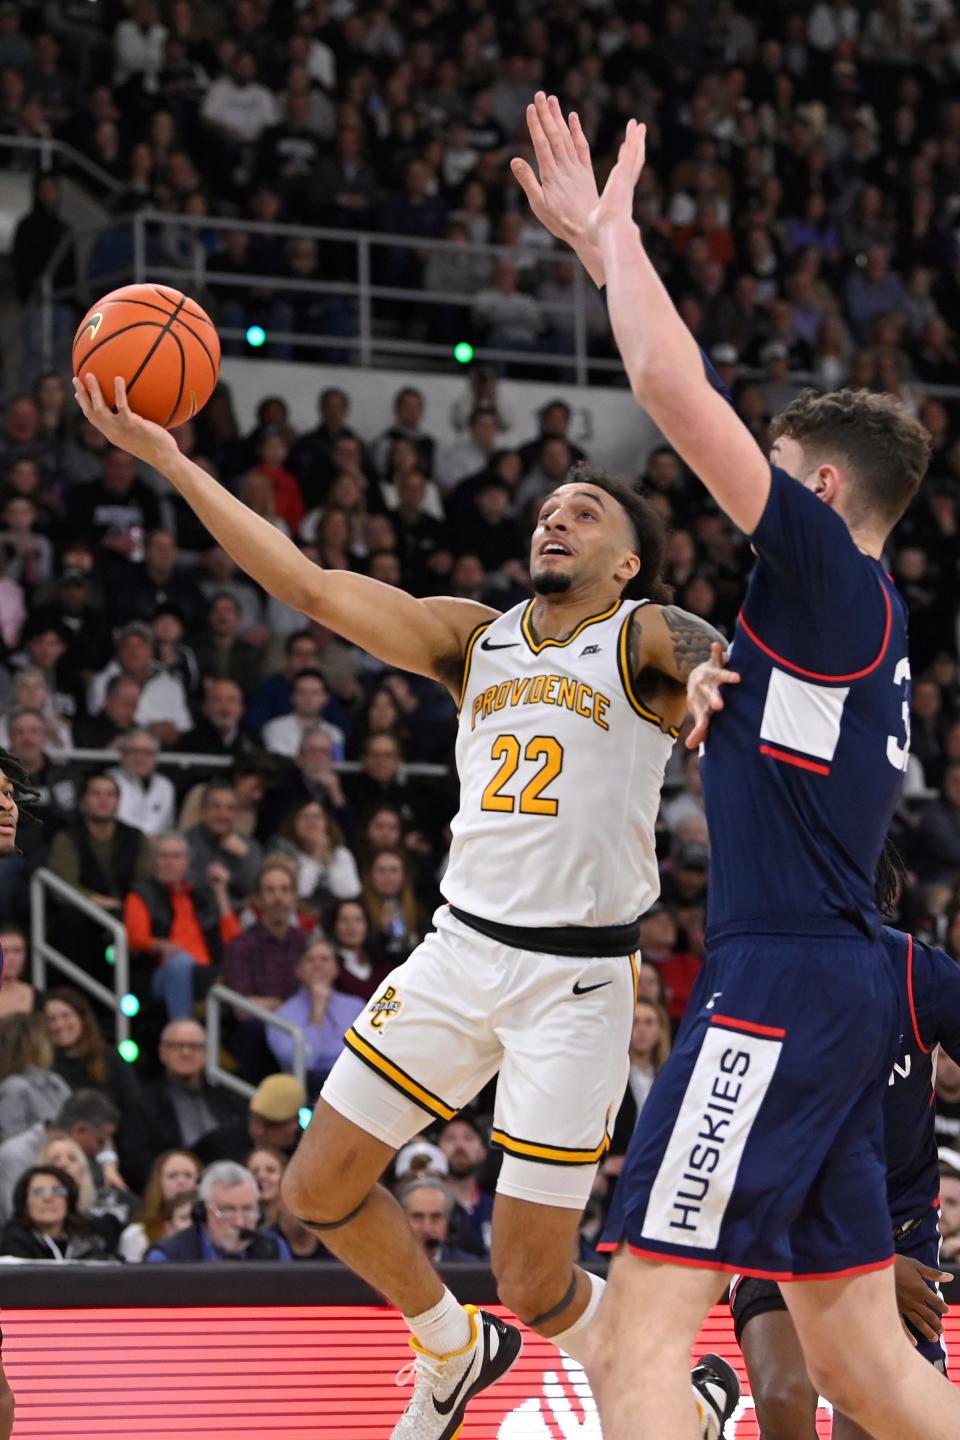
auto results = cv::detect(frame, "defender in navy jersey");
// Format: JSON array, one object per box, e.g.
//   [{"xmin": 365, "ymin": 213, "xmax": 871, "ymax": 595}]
[
  {"xmin": 731, "ymin": 925, "xmax": 960, "ymax": 1438},
  {"xmin": 509, "ymin": 96, "xmax": 958, "ymax": 1440}
]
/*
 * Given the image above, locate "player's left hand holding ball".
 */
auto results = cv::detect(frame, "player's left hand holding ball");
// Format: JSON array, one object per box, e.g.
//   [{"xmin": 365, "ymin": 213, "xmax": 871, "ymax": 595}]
[{"xmin": 74, "ymin": 374, "xmax": 178, "ymax": 471}]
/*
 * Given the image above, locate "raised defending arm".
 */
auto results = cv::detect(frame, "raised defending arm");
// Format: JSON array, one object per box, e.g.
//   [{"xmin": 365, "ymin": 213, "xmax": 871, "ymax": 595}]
[
  {"xmin": 73, "ymin": 375, "xmax": 497, "ymax": 695},
  {"xmin": 514, "ymin": 97, "xmax": 771, "ymax": 535}
]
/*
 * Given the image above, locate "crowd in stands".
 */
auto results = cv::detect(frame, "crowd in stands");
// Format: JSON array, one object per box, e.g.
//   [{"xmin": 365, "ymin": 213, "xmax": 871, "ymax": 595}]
[
  {"xmin": 2, "ymin": 0, "xmax": 960, "ymax": 376},
  {"xmin": 0, "ymin": 0, "xmax": 953, "ymax": 1263}
]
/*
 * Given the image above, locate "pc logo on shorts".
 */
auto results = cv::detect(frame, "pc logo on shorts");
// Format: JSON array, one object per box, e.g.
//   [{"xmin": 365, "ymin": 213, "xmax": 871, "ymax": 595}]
[{"xmin": 368, "ymin": 985, "xmax": 403, "ymax": 1030}]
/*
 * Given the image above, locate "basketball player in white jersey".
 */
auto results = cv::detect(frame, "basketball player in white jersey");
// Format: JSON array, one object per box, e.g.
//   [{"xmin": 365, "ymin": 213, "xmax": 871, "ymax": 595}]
[{"xmin": 73, "ymin": 374, "xmax": 740, "ymax": 1439}]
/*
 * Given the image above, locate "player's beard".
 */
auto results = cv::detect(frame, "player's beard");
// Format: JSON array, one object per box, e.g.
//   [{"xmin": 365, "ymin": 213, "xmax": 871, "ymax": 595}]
[{"xmin": 531, "ymin": 569, "xmax": 573, "ymax": 595}]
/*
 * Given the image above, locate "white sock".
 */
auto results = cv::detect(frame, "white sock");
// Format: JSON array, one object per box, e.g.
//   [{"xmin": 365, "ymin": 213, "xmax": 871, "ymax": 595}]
[
  {"xmin": 552, "ymin": 1273, "xmax": 718, "ymax": 1439},
  {"xmin": 405, "ymin": 1287, "xmax": 473, "ymax": 1358},
  {"xmin": 551, "ymin": 1271, "xmax": 605, "ymax": 1365}
]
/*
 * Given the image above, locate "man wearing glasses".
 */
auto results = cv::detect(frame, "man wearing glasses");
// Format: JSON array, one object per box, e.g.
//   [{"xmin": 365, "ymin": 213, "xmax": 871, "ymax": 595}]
[
  {"xmin": 145, "ymin": 1161, "xmax": 291, "ymax": 1262},
  {"xmin": 122, "ymin": 1020, "xmax": 246, "ymax": 1191}
]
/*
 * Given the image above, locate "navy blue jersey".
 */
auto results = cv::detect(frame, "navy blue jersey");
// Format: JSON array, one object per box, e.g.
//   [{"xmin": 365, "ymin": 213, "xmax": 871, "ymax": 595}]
[
  {"xmin": 700, "ymin": 466, "xmax": 911, "ymax": 939},
  {"xmin": 883, "ymin": 926, "xmax": 960, "ymax": 1227}
]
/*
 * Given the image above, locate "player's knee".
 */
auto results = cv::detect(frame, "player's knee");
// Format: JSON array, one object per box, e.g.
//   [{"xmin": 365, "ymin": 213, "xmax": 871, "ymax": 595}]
[
  {"xmin": 280, "ymin": 1150, "xmax": 366, "ymax": 1225},
  {"xmin": 803, "ymin": 1352, "xmax": 869, "ymax": 1421},
  {"xmin": 494, "ymin": 1258, "xmax": 570, "ymax": 1328},
  {"xmin": 751, "ymin": 1371, "xmax": 817, "ymax": 1440}
]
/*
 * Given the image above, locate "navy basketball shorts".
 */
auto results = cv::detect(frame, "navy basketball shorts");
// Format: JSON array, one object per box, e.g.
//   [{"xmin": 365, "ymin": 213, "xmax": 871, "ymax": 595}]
[
  {"xmin": 601, "ymin": 930, "xmax": 901, "ymax": 1279},
  {"xmin": 731, "ymin": 1206, "xmax": 947, "ymax": 1372}
]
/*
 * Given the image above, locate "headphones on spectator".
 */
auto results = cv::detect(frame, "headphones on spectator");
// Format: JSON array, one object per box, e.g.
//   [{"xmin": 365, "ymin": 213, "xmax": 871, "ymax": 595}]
[{"xmin": 191, "ymin": 1199, "xmax": 264, "ymax": 1235}]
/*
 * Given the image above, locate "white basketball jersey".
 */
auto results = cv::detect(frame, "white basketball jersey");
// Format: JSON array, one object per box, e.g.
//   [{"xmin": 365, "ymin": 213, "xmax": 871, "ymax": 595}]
[{"xmin": 443, "ymin": 598, "xmax": 677, "ymax": 929}]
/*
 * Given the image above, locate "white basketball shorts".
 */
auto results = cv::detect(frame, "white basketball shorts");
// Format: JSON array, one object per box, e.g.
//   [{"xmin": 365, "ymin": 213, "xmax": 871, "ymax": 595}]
[{"xmin": 322, "ymin": 905, "xmax": 638, "ymax": 1209}]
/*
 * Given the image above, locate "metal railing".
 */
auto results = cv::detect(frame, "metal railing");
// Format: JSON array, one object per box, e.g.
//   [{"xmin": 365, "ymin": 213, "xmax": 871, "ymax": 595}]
[
  {"xmin": 47, "ymin": 745, "xmax": 450, "ymax": 779},
  {"xmin": 29, "ymin": 867, "xmax": 131, "ymax": 1044},
  {"xmin": 205, "ymin": 984, "xmax": 307, "ymax": 1099},
  {"xmin": 0, "ymin": 134, "xmax": 124, "ymax": 197},
  {"xmin": 36, "ymin": 207, "xmax": 608, "ymax": 382}
]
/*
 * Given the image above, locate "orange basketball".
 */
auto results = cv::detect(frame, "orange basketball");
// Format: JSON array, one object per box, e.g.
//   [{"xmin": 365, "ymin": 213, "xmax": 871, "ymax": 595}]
[{"xmin": 72, "ymin": 283, "xmax": 221, "ymax": 429}]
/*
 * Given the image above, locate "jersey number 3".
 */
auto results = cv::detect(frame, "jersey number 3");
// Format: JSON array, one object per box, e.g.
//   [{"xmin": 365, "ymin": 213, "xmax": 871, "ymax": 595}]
[
  {"xmin": 886, "ymin": 657, "xmax": 911, "ymax": 772},
  {"xmin": 481, "ymin": 735, "xmax": 563, "ymax": 815}
]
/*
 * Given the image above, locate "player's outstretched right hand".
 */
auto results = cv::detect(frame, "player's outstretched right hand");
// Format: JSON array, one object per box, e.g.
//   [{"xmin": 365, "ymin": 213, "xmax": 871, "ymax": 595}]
[{"xmin": 685, "ymin": 641, "xmax": 740, "ymax": 749}]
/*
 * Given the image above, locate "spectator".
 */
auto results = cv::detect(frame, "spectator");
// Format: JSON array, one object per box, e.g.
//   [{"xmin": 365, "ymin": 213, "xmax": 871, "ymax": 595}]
[
  {"xmin": 261, "ymin": 672, "xmax": 345, "ymax": 761},
  {"xmin": 397, "ymin": 1177, "xmax": 476, "ymax": 1264},
  {"xmin": 285, "ymin": 392, "xmax": 366, "ymax": 498},
  {"xmin": 471, "ymin": 258, "xmax": 544, "ymax": 354},
  {"xmin": 192, "ymin": 597, "xmax": 263, "ymax": 699},
  {"xmin": 935, "ymin": 1051, "xmax": 960, "ymax": 1151},
  {"xmin": 201, "ymin": 48, "xmax": 277, "ymax": 147},
  {"xmin": 917, "ymin": 763, "xmax": 960, "ymax": 886},
  {"xmin": 186, "ymin": 779, "xmax": 263, "ymax": 907},
  {"xmin": 145, "ymin": 1160, "xmax": 291, "ymax": 1262},
  {"xmin": 111, "ymin": 529, "xmax": 206, "ymax": 632},
  {"xmin": 87, "ymin": 621, "xmax": 192, "ymax": 747},
  {"xmin": 372, "ymin": 388, "xmax": 436, "ymax": 478},
  {"xmin": 73, "ymin": 674, "xmax": 141, "ymax": 749},
  {"xmin": 108, "ymin": 728, "xmax": 177, "ymax": 836},
  {"xmin": 66, "ymin": 450, "xmax": 161, "ymax": 561},
  {"xmin": 121, "ymin": 1020, "xmax": 246, "ymax": 1192},
  {"xmin": 247, "ymin": 1144, "xmax": 285, "ymax": 1231},
  {"xmin": 48, "ymin": 770, "xmax": 151, "ymax": 916},
  {"xmin": 124, "ymin": 832, "xmax": 239, "ymax": 1020},
  {"xmin": 845, "ymin": 245, "xmax": 912, "ymax": 343},
  {"xmin": 343, "ymin": 734, "xmax": 424, "ymax": 837},
  {"xmin": 0, "ymin": 928, "xmax": 33, "ymax": 1017},
  {"xmin": 270, "ymin": 801, "xmax": 361, "ymax": 912},
  {"xmin": 193, "ymin": 1074, "xmax": 306, "ymax": 1168},
  {"xmin": 118, "ymin": 1148, "xmax": 201, "ymax": 1263},
  {"xmin": 361, "ymin": 848, "xmax": 424, "ymax": 964},
  {"xmin": 435, "ymin": 407, "xmax": 500, "ymax": 494},
  {"xmin": 0, "ymin": 1013, "xmax": 72, "ymax": 1141},
  {"xmin": 517, "ymin": 400, "xmax": 587, "ymax": 473},
  {"xmin": 179, "ymin": 678, "xmax": 258, "ymax": 761},
  {"xmin": 437, "ymin": 1116, "xmax": 493, "ymax": 1256},
  {"xmin": 246, "ymin": 629, "xmax": 324, "ymax": 732},
  {"xmin": 38, "ymin": 1130, "xmax": 133, "ymax": 1255},
  {"xmin": 222, "ymin": 862, "xmax": 306, "ymax": 1013},
  {"xmin": 610, "ymin": 999, "xmax": 673, "ymax": 1154},
  {"xmin": 266, "ymin": 939, "xmax": 364, "ymax": 1089},
  {"xmin": 44, "ymin": 986, "xmax": 141, "ymax": 1120},
  {"xmin": 179, "ymin": 754, "xmax": 270, "ymax": 838},
  {"xmin": 249, "ymin": 1143, "xmax": 324, "ymax": 1260},
  {"xmin": 0, "ymin": 1166, "xmax": 110, "ymax": 1262},
  {"xmin": 328, "ymin": 898, "xmax": 392, "ymax": 1002},
  {"xmin": 938, "ymin": 1159, "xmax": 960, "ymax": 1264},
  {"xmin": 0, "ymin": 1089, "xmax": 122, "ymax": 1224},
  {"xmin": 0, "ymin": 667, "xmax": 71, "ymax": 751},
  {"xmin": 256, "ymin": 727, "xmax": 350, "ymax": 842}
]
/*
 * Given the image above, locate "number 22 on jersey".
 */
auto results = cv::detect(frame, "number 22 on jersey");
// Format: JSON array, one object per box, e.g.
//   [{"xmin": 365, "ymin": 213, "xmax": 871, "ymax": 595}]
[{"xmin": 481, "ymin": 734, "xmax": 564, "ymax": 815}]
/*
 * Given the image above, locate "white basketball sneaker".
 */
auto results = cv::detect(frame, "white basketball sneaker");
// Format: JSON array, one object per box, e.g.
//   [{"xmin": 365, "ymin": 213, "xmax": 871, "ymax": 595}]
[
  {"xmin": 391, "ymin": 1304, "xmax": 523, "ymax": 1440},
  {"xmin": 692, "ymin": 1352, "xmax": 741, "ymax": 1438}
]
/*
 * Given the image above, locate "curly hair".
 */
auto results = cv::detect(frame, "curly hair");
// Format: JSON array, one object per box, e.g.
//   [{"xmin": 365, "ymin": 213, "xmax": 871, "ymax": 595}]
[
  {"xmin": 0, "ymin": 746, "xmax": 40, "ymax": 832},
  {"xmin": 769, "ymin": 388, "xmax": 931, "ymax": 531}
]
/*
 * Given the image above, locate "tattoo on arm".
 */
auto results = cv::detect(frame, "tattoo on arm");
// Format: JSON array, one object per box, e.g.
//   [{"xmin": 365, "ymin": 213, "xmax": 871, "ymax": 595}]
[{"xmin": 660, "ymin": 606, "xmax": 725, "ymax": 681}]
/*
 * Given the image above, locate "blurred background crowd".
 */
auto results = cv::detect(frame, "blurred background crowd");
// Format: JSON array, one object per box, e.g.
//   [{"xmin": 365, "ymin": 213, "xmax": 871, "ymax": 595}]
[{"xmin": 0, "ymin": 0, "xmax": 955, "ymax": 1266}]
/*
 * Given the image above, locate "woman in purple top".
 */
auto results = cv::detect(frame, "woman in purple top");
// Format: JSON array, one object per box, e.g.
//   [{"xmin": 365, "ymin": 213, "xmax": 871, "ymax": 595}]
[{"xmin": 267, "ymin": 939, "xmax": 364, "ymax": 1087}]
